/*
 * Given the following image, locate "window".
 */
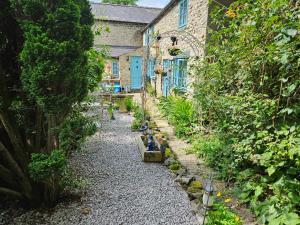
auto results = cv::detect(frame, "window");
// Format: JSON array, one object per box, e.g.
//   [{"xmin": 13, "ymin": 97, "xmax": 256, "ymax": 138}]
[
  {"xmin": 173, "ymin": 59, "xmax": 187, "ymax": 90},
  {"xmin": 112, "ymin": 61, "xmax": 119, "ymax": 77},
  {"xmin": 147, "ymin": 59, "xmax": 155, "ymax": 78},
  {"xmin": 179, "ymin": 0, "xmax": 188, "ymax": 28},
  {"xmin": 143, "ymin": 26, "xmax": 154, "ymax": 46}
]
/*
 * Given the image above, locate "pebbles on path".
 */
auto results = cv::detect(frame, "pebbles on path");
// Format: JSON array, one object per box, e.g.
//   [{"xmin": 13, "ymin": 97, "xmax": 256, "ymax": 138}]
[{"xmin": 7, "ymin": 111, "xmax": 198, "ymax": 225}]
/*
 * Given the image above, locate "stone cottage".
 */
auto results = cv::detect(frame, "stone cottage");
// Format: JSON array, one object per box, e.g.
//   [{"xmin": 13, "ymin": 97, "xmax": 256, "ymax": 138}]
[
  {"xmin": 142, "ymin": 0, "xmax": 209, "ymax": 97},
  {"xmin": 91, "ymin": 3, "xmax": 161, "ymax": 91},
  {"xmin": 91, "ymin": 1, "xmax": 211, "ymax": 95}
]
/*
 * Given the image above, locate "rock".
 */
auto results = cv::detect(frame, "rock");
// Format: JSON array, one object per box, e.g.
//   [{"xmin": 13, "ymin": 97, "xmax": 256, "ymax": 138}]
[
  {"xmin": 163, "ymin": 157, "xmax": 172, "ymax": 166},
  {"xmin": 80, "ymin": 207, "xmax": 92, "ymax": 215},
  {"xmin": 190, "ymin": 199, "xmax": 201, "ymax": 213},
  {"xmin": 187, "ymin": 191, "xmax": 203, "ymax": 200},
  {"xmin": 176, "ymin": 168, "xmax": 187, "ymax": 176},
  {"xmin": 176, "ymin": 175, "xmax": 195, "ymax": 185}
]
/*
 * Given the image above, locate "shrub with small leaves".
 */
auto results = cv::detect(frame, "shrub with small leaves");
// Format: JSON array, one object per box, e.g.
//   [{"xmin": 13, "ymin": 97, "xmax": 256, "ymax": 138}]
[{"xmin": 29, "ymin": 149, "xmax": 67, "ymax": 182}]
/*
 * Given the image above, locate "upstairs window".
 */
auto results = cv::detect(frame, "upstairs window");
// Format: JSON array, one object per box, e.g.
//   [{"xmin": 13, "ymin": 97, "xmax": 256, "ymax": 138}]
[
  {"xmin": 112, "ymin": 61, "xmax": 119, "ymax": 77},
  {"xmin": 179, "ymin": 0, "xmax": 188, "ymax": 28},
  {"xmin": 143, "ymin": 26, "xmax": 154, "ymax": 46}
]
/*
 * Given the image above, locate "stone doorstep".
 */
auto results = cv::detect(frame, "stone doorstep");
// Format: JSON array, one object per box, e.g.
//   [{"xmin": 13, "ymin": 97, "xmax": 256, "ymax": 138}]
[{"xmin": 145, "ymin": 97, "xmax": 257, "ymax": 225}]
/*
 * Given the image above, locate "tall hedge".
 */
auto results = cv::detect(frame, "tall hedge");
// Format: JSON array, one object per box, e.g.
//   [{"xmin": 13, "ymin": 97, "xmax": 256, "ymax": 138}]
[{"xmin": 0, "ymin": 0, "xmax": 101, "ymax": 207}]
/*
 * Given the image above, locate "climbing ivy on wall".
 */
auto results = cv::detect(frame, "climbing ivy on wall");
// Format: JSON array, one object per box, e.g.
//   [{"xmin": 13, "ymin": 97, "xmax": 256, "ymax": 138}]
[{"xmin": 192, "ymin": 0, "xmax": 300, "ymax": 224}]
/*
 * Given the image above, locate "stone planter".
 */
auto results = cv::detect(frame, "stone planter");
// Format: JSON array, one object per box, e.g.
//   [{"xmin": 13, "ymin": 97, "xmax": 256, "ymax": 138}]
[{"xmin": 137, "ymin": 135, "xmax": 165, "ymax": 162}]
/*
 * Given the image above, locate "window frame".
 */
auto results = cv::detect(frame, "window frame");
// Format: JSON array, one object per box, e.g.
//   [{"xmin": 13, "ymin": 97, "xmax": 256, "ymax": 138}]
[
  {"xmin": 112, "ymin": 61, "xmax": 119, "ymax": 77},
  {"xmin": 178, "ymin": 0, "xmax": 188, "ymax": 28},
  {"xmin": 173, "ymin": 58, "xmax": 187, "ymax": 90}
]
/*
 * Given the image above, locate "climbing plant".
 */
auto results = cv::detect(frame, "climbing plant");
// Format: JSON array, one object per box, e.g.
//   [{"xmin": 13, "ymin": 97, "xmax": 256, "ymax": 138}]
[
  {"xmin": 192, "ymin": 0, "xmax": 300, "ymax": 224},
  {"xmin": 0, "ymin": 0, "xmax": 102, "ymax": 207}
]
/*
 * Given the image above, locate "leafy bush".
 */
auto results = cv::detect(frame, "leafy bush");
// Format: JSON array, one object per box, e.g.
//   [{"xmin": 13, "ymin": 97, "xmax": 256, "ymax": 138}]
[
  {"xmin": 124, "ymin": 97, "xmax": 133, "ymax": 112},
  {"xmin": 59, "ymin": 110, "xmax": 97, "ymax": 154},
  {"xmin": 29, "ymin": 149, "xmax": 67, "ymax": 182},
  {"xmin": 158, "ymin": 96, "xmax": 197, "ymax": 138},
  {"xmin": 147, "ymin": 83, "xmax": 156, "ymax": 97},
  {"xmin": 60, "ymin": 168, "xmax": 89, "ymax": 190},
  {"xmin": 207, "ymin": 202, "xmax": 242, "ymax": 225},
  {"xmin": 192, "ymin": 0, "xmax": 300, "ymax": 223},
  {"xmin": 131, "ymin": 104, "xmax": 150, "ymax": 130}
]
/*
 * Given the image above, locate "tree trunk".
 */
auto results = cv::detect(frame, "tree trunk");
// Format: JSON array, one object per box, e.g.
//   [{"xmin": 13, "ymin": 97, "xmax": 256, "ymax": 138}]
[
  {"xmin": 47, "ymin": 115, "xmax": 58, "ymax": 153},
  {"xmin": 0, "ymin": 164, "xmax": 17, "ymax": 186},
  {"xmin": 0, "ymin": 141, "xmax": 32, "ymax": 200},
  {"xmin": 35, "ymin": 107, "xmax": 43, "ymax": 152},
  {"xmin": 0, "ymin": 110, "xmax": 28, "ymax": 169},
  {"xmin": 45, "ymin": 114, "xmax": 59, "ymax": 206},
  {"xmin": 0, "ymin": 187, "xmax": 23, "ymax": 199}
]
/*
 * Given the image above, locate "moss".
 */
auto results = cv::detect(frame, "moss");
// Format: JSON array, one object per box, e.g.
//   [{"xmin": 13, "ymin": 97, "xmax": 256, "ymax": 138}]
[
  {"xmin": 165, "ymin": 148, "xmax": 171, "ymax": 158},
  {"xmin": 190, "ymin": 180, "xmax": 202, "ymax": 188},
  {"xmin": 169, "ymin": 163, "xmax": 181, "ymax": 171},
  {"xmin": 187, "ymin": 180, "xmax": 203, "ymax": 193}
]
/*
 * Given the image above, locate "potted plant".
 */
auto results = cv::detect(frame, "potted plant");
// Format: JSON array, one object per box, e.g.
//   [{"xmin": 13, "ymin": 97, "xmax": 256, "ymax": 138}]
[
  {"xmin": 154, "ymin": 66, "xmax": 163, "ymax": 74},
  {"xmin": 168, "ymin": 46, "xmax": 182, "ymax": 56}
]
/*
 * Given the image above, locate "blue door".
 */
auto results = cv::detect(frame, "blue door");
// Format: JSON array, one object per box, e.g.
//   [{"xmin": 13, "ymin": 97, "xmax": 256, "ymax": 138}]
[
  {"xmin": 162, "ymin": 60, "xmax": 170, "ymax": 96},
  {"xmin": 130, "ymin": 56, "xmax": 142, "ymax": 89}
]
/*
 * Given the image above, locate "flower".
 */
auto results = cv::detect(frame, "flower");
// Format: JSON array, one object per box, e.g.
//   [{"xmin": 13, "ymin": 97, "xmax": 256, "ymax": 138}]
[
  {"xmin": 217, "ymin": 192, "xmax": 222, "ymax": 198},
  {"xmin": 226, "ymin": 9, "xmax": 237, "ymax": 18},
  {"xmin": 225, "ymin": 197, "xmax": 232, "ymax": 203},
  {"xmin": 235, "ymin": 216, "xmax": 240, "ymax": 222}
]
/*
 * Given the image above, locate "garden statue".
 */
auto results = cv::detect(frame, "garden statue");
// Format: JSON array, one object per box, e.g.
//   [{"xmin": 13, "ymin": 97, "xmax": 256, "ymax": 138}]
[{"xmin": 147, "ymin": 130, "xmax": 155, "ymax": 151}]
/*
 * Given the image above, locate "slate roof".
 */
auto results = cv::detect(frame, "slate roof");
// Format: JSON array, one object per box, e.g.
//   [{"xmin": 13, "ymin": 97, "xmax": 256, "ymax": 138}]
[
  {"xmin": 90, "ymin": 3, "xmax": 162, "ymax": 24},
  {"xmin": 94, "ymin": 45, "xmax": 139, "ymax": 58}
]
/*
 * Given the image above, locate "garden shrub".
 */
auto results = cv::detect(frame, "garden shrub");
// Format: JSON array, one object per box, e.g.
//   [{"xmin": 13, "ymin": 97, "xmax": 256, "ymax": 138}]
[
  {"xmin": 131, "ymin": 103, "xmax": 149, "ymax": 130},
  {"xmin": 60, "ymin": 168, "xmax": 89, "ymax": 190},
  {"xmin": 29, "ymin": 149, "xmax": 67, "ymax": 182},
  {"xmin": 158, "ymin": 96, "xmax": 197, "ymax": 138},
  {"xmin": 59, "ymin": 110, "xmax": 97, "ymax": 154},
  {"xmin": 207, "ymin": 202, "xmax": 242, "ymax": 225},
  {"xmin": 192, "ymin": 0, "xmax": 300, "ymax": 223},
  {"xmin": 124, "ymin": 97, "xmax": 133, "ymax": 112}
]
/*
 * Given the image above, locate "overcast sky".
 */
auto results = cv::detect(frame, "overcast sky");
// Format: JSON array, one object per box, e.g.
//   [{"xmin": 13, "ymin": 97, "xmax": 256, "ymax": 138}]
[
  {"xmin": 138, "ymin": 0, "xmax": 170, "ymax": 8},
  {"xmin": 92, "ymin": 0, "xmax": 170, "ymax": 8}
]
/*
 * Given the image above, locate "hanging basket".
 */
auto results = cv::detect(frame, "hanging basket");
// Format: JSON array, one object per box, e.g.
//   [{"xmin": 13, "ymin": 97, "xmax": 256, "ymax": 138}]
[
  {"xmin": 168, "ymin": 47, "xmax": 182, "ymax": 56},
  {"xmin": 154, "ymin": 66, "xmax": 163, "ymax": 75}
]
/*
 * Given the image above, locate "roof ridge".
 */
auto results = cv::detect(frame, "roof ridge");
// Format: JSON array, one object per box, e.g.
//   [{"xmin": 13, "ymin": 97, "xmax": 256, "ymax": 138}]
[{"xmin": 89, "ymin": 2, "xmax": 163, "ymax": 10}]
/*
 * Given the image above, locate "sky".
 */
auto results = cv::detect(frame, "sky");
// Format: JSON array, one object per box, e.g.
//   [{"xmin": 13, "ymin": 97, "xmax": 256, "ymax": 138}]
[
  {"xmin": 138, "ymin": 0, "xmax": 170, "ymax": 8},
  {"xmin": 93, "ymin": 0, "xmax": 171, "ymax": 8}
]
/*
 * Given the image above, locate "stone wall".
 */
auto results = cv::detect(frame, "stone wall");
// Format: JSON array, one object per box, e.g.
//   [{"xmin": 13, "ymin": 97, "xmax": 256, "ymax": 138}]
[
  {"xmin": 145, "ymin": 0, "xmax": 209, "ymax": 96},
  {"xmin": 94, "ymin": 20, "xmax": 146, "ymax": 47}
]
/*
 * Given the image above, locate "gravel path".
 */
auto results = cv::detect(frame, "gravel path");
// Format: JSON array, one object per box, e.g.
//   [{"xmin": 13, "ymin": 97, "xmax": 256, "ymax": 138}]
[{"xmin": 8, "ymin": 111, "xmax": 198, "ymax": 225}]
